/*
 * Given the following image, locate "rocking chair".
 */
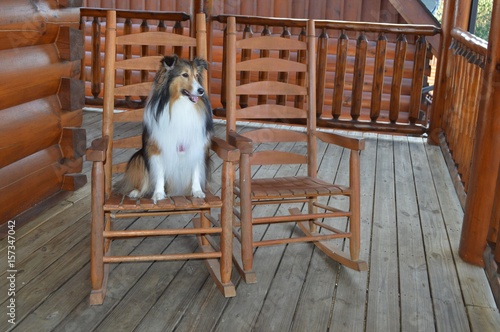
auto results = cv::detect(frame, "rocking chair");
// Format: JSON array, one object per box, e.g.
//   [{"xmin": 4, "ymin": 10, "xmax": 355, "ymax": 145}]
[
  {"xmin": 223, "ymin": 16, "xmax": 367, "ymax": 282},
  {"xmin": 86, "ymin": 10, "xmax": 238, "ymax": 305}
]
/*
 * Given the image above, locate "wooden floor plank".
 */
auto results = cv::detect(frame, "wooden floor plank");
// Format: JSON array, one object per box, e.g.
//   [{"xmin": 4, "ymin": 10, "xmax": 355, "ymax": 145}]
[
  {"xmin": 393, "ymin": 135, "xmax": 435, "ymax": 331},
  {"xmin": 329, "ymin": 132, "xmax": 377, "ymax": 332},
  {"xmin": 366, "ymin": 134, "xmax": 400, "ymax": 331},
  {"xmin": 290, "ymin": 136, "xmax": 345, "ymax": 331},
  {"xmin": 409, "ymin": 138, "xmax": 471, "ymax": 332}
]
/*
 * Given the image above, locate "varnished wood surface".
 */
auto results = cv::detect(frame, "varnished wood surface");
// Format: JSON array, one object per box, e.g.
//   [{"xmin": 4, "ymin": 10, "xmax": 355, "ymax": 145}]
[{"xmin": 1, "ymin": 111, "xmax": 499, "ymax": 331}]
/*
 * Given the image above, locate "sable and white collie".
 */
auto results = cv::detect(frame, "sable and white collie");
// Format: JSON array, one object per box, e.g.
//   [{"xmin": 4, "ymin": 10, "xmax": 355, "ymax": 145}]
[{"xmin": 116, "ymin": 55, "xmax": 214, "ymax": 203}]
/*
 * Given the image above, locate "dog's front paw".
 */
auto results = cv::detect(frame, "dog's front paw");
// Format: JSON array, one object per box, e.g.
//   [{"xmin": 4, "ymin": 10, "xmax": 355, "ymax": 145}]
[
  {"xmin": 152, "ymin": 191, "xmax": 167, "ymax": 204},
  {"xmin": 192, "ymin": 190, "xmax": 205, "ymax": 198},
  {"xmin": 128, "ymin": 189, "xmax": 141, "ymax": 198}
]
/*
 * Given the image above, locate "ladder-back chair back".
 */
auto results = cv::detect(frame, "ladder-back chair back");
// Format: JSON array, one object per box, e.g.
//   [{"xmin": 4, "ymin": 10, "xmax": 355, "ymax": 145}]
[
  {"xmin": 224, "ymin": 16, "xmax": 367, "ymax": 282},
  {"xmin": 86, "ymin": 10, "xmax": 238, "ymax": 304}
]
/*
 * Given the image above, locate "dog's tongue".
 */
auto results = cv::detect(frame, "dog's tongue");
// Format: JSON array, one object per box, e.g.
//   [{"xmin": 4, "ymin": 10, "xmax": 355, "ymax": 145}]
[{"xmin": 183, "ymin": 90, "xmax": 199, "ymax": 103}]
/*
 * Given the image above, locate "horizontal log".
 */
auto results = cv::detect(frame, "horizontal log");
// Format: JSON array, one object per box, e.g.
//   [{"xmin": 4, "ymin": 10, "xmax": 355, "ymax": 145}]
[
  {"xmin": 0, "ymin": 146, "xmax": 64, "ymax": 223},
  {"xmin": 0, "ymin": 143, "xmax": 84, "ymax": 222},
  {"xmin": 0, "ymin": 0, "xmax": 80, "ymax": 50},
  {"xmin": 0, "ymin": 96, "xmax": 62, "ymax": 168},
  {"xmin": 61, "ymin": 107, "xmax": 83, "ymax": 127},
  {"xmin": 0, "ymin": 44, "xmax": 81, "ymax": 110},
  {"xmin": 59, "ymin": 0, "xmax": 83, "ymax": 8},
  {"xmin": 0, "ymin": 145, "xmax": 61, "ymax": 189}
]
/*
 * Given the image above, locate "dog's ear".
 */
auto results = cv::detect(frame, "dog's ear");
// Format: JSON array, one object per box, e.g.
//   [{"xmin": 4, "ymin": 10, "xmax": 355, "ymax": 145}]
[
  {"xmin": 161, "ymin": 55, "xmax": 178, "ymax": 70},
  {"xmin": 194, "ymin": 57, "xmax": 208, "ymax": 72}
]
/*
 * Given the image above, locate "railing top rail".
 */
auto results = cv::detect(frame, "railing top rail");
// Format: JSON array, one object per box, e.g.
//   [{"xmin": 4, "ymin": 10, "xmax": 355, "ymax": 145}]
[
  {"xmin": 213, "ymin": 14, "xmax": 308, "ymax": 28},
  {"xmin": 451, "ymin": 27, "xmax": 487, "ymax": 56},
  {"xmin": 315, "ymin": 20, "xmax": 441, "ymax": 36},
  {"xmin": 213, "ymin": 14, "xmax": 441, "ymax": 36},
  {"xmin": 80, "ymin": 8, "xmax": 191, "ymax": 22}
]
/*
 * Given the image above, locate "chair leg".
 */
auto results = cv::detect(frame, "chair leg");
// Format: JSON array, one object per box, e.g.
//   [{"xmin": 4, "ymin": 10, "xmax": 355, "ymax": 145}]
[
  {"xmin": 235, "ymin": 156, "xmax": 257, "ymax": 283},
  {"xmin": 349, "ymin": 150, "xmax": 361, "ymax": 261},
  {"xmin": 89, "ymin": 162, "xmax": 108, "ymax": 305},
  {"xmin": 90, "ymin": 205, "xmax": 107, "ymax": 305},
  {"xmin": 194, "ymin": 213, "xmax": 236, "ymax": 297}
]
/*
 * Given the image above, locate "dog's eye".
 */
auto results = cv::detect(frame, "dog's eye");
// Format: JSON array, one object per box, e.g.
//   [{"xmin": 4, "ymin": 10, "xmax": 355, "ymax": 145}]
[{"xmin": 182, "ymin": 73, "xmax": 189, "ymax": 78}]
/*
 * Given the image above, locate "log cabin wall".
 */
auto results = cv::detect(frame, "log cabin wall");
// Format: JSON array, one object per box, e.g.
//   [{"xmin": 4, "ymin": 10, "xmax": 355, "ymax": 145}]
[{"xmin": 0, "ymin": 0, "xmax": 86, "ymax": 226}]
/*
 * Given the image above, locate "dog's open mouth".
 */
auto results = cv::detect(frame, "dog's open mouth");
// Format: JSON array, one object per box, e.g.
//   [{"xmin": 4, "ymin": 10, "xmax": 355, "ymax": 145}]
[{"xmin": 182, "ymin": 90, "xmax": 199, "ymax": 103}]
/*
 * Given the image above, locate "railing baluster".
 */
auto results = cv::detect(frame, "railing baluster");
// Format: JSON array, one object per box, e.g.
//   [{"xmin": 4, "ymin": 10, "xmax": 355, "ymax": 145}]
[
  {"xmin": 295, "ymin": 27, "xmax": 307, "ymax": 109},
  {"xmin": 258, "ymin": 25, "xmax": 271, "ymax": 105},
  {"xmin": 370, "ymin": 33, "xmax": 387, "ymax": 122},
  {"xmin": 316, "ymin": 28, "xmax": 328, "ymax": 118},
  {"xmin": 332, "ymin": 30, "xmax": 348, "ymax": 120},
  {"xmin": 158, "ymin": 20, "xmax": 166, "ymax": 55},
  {"xmin": 221, "ymin": 24, "xmax": 227, "ymax": 108},
  {"xmin": 140, "ymin": 18, "xmax": 149, "ymax": 103},
  {"xmin": 409, "ymin": 35, "xmax": 427, "ymax": 125},
  {"xmin": 351, "ymin": 32, "xmax": 367, "ymax": 121},
  {"xmin": 173, "ymin": 21, "xmax": 183, "ymax": 57},
  {"xmin": 91, "ymin": 16, "xmax": 102, "ymax": 99},
  {"xmin": 277, "ymin": 26, "xmax": 291, "ymax": 106},
  {"xmin": 389, "ymin": 33, "xmax": 407, "ymax": 123},
  {"xmin": 124, "ymin": 18, "xmax": 132, "ymax": 104}
]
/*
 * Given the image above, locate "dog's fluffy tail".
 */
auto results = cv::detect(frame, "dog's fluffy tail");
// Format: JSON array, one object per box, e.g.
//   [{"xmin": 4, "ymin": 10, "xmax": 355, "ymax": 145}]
[{"xmin": 114, "ymin": 150, "xmax": 150, "ymax": 198}]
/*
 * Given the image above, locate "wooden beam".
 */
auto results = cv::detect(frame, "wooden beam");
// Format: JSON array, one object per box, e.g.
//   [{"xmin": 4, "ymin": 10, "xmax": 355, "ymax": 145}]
[
  {"xmin": 429, "ymin": 0, "xmax": 457, "ymax": 144},
  {"xmin": 388, "ymin": 0, "xmax": 441, "ymax": 54},
  {"xmin": 459, "ymin": 0, "xmax": 500, "ymax": 266}
]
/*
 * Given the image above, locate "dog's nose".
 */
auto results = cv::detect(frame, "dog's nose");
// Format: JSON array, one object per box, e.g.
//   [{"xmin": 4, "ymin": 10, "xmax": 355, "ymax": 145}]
[{"xmin": 197, "ymin": 88, "xmax": 204, "ymax": 96}]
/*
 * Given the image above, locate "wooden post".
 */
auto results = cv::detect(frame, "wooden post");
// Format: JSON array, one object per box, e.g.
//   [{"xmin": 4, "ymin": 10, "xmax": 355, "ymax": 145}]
[
  {"xmin": 459, "ymin": 0, "xmax": 500, "ymax": 266},
  {"xmin": 428, "ymin": 0, "xmax": 457, "ymax": 144}
]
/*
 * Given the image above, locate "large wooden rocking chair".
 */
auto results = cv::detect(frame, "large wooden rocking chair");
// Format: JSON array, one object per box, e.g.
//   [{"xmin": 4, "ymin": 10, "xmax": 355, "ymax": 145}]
[
  {"xmin": 223, "ymin": 16, "xmax": 368, "ymax": 282},
  {"xmin": 86, "ymin": 10, "xmax": 238, "ymax": 305}
]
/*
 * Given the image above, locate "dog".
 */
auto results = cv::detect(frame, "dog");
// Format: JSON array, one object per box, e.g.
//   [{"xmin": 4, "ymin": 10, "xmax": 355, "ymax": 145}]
[{"xmin": 115, "ymin": 54, "xmax": 213, "ymax": 203}]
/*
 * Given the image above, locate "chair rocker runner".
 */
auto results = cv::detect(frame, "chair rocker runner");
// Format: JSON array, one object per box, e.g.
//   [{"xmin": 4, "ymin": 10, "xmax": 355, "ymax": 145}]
[
  {"xmin": 223, "ymin": 16, "xmax": 368, "ymax": 283},
  {"xmin": 86, "ymin": 10, "xmax": 237, "ymax": 305}
]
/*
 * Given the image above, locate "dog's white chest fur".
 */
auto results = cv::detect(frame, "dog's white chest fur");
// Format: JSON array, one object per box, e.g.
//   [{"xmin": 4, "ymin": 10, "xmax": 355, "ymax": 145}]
[{"xmin": 146, "ymin": 98, "xmax": 209, "ymax": 197}]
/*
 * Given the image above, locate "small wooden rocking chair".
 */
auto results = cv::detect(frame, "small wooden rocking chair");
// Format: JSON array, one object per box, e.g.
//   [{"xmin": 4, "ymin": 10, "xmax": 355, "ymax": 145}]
[
  {"xmin": 86, "ymin": 10, "xmax": 238, "ymax": 305},
  {"xmin": 223, "ymin": 16, "xmax": 368, "ymax": 283}
]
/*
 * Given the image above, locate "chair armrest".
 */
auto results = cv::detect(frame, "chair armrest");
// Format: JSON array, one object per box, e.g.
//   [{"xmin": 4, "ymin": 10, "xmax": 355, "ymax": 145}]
[
  {"xmin": 315, "ymin": 131, "xmax": 365, "ymax": 151},
  {"xmin": 211, "ymin": 136, "xmax": 240, "ymax": 162},
  {"xmin": 86, "ymin": 136, "xmax": 110, "ymax": 162},
  {"xmin": 227, "ymin": 130, "xmax": 253, "ymax": 154}
]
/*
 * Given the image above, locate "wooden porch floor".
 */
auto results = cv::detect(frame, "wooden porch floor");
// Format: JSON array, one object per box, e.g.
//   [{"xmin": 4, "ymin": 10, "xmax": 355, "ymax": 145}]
[{"xmin": 2, "ymin": 110, "xmax": 500, "ymax": 331}]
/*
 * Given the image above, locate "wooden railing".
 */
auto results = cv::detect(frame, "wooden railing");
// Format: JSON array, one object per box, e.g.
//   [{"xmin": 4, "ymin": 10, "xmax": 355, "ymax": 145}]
[
  {"xmin": 80, "ymin": 8, "xmax": 192, "ymax": 108},
  {"xmin": 438, "ymin": 27, "xmax": 487, "ymax": 207},
  {"xmin": 212, "ymin": 14, "xmax": 441, "ymax": 135}
]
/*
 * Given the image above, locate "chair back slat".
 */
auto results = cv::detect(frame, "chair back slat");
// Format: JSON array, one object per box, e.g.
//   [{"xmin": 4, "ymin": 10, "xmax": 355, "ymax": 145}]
[
  {"xmin": 114, "ymin": 82, "xmax": 153, "ymax": 97},
  {"xmin": 234, "ymin": 105, "xmax": 307, "ymax": 120},
  {"xmin": 236, "ymin": 58, "xmax": 307, "ymax": 72},
  {"xmin": 113, "ymin": 108, "xmax": 144, "ymax": 122},
  {"xmin": 116, "ymin": 31, "xmax": 196, "ymax": 47},
  {"xmin": 242, "ymin": 128, "xmax": 308, "ymax": 143},
  {"xmin": 115, "ymin": 56, "xmax": 164, "ymax": 70},
  {"xmin": 235, "ymin": 81, "xmax": 307, "ymax": 96},
  {"xmin": 236, "ymin": 35, "xmax": 307, "ymax": 50},
  {"xmin": 250, "ymin": 151, "xmax": 308, "ymax": 166}
]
